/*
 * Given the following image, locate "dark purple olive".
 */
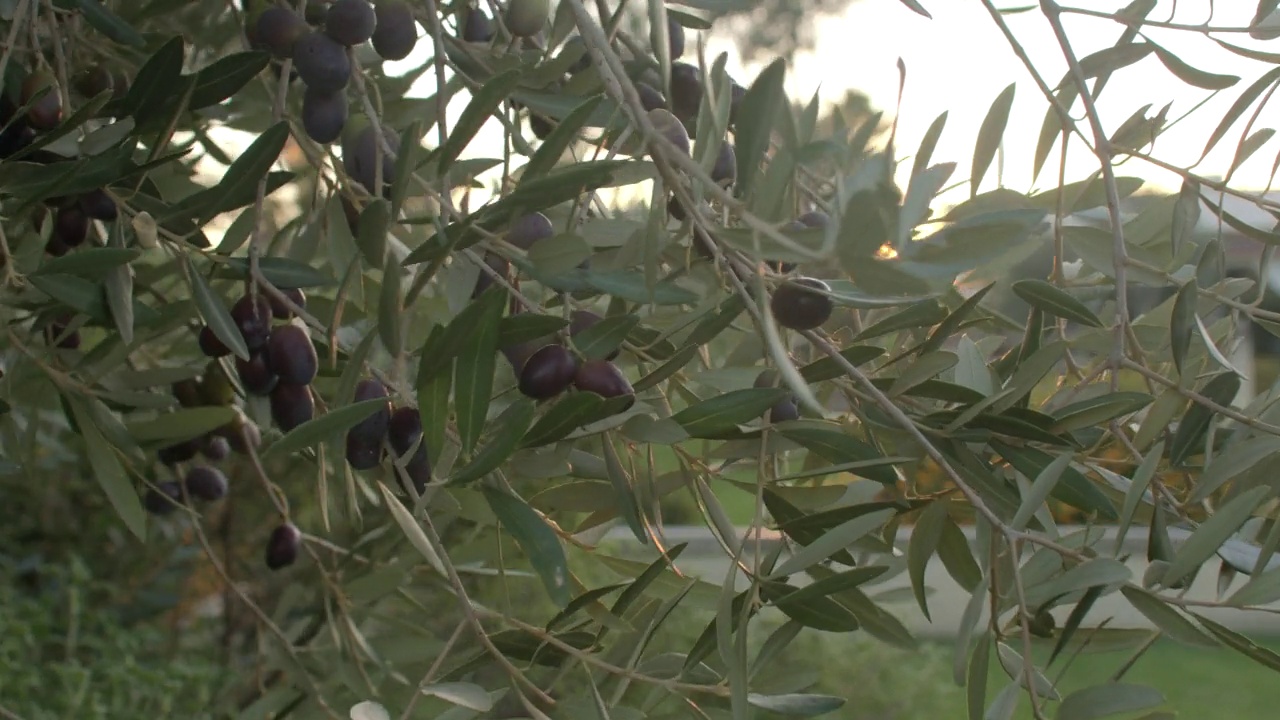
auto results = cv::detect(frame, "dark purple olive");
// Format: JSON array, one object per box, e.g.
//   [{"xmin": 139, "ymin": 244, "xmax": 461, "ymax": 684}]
[
  {"xmin": 236, "ymin": 351, "xmax": 279, "ymax": 396},
  {"xmin": 270, "ymin": 383, "xmax": 315, "ymax": 432},
  {"xmin": 54, "ymin": 203, "xmax": 89, "ymax": 248},
  {"xmin": 345, "ymin": 433, "xmax": 382, "ymax": 470},
  {"xmin": 268, "ymin": 287, "xmax": 306, "ymax": 319},
  {"xmin": 266, "ymin": 324, "xmax": 318, "ymax": 385},
  {"xmin": 667, "ymin": 16, "xmax": 685, "ymax": 59},
  {"xmin": 265, "ymin": 522, "xmax": 302, "ymax": 569},
  {"xmin": 44, "ymin": 315, "xmax": 80, "ymax": 349},
  {"xmin": 222, "ymin": 417, "xmax": 261, "ymax": 455},
  {"xmin": 371, "ymin": 1, "xmax": 418, "ymax": 60},
  {"xmin": 506, "ymin": 212, "xmax": 554, "ymax": 250},
  {"xmin": 184, "ymin": 465, "xmax": 229, "ymax": 501},
  {"xmin": 770, "ymin": 277, "xmax": 833, "ymax": 331},
  {"xmin": 573, "ymin": 360, "xmax": 634, "ymax": 409},
  {"xmin": 768, "ymin": 399, "xmax": 800, "ymax": 423},
  {"xmin": 230, "ymin": 294, "xmax": 273, "ymax": 350},
  {"xmin": 636, "ymin": 82, "xmax": 666, "ymax": 112},
  {"xmin": 325, "ymin": 0, "xmax": 376, "ymax": 46},
  {"xmin": 387, "ymin": 406, "xmax": 431, "ymax": 492},
  {"xmin": 158, "ymin": 438, "xmax": 201, "ymax": 465},
  {"xmin": 199, "ymin": 325, "xmax": 231, "ymax": 358},
  {"xmin": 797, "ymin": 210, "xmax": 829, "ymax": 229},
  {"xmin": 201, "ymin": 434, "xmax": 231, "ymax": 461},
  {"xmin": 144, "ymin": 481, "xmax": 184, "ymax": 516},
  {"xmin": 461, "ymin": 7, "xmax": 494, "ymax": 42},
  {"xmin": 518, "ymin": 345, "xmax": 579, "ymax": 400},
  {"xmin": 473, "ymin": 252, "xmax": 511, "ymax": 298},
  {"xmin": 569, "ymin": 310, "xmax": 619, "ymax": 361},
  {"xmin": 78, "ymin": 188, "xmax": 117, "ymax": 221}
]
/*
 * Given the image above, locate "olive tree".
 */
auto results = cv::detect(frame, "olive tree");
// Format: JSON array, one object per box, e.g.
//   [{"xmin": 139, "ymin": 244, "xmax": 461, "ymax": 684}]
[{"xmin": 4, "ymin": 0, "xmax": 1280, "ymax": 718}]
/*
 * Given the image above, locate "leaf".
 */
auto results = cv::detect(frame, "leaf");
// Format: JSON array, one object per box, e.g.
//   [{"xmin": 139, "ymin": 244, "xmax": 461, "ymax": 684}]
[
  {"xmin": 126, "ymin": 407, "xmax": 236, "ymax": 443},
  {"xmin": 1120, "ymin": 586, "xmax": 1218, "ymax": 647},
  {"xmin": 1230, "ymin": 564, "xmax": 1280, "ymax": 606},
  {"xmin": 1168, "ymin": 372, "xmax": 1242, "ymax": 466},
  {"xmin": 996, "ymin": 642, "xmax": 1060, "ymax": 701},
  {"xmin": 34, "ymin": 248, "xmax": 142, "ymax": 278},
  {"xmin": 583, "ymin": 269, "xmax": 697, "ymax": 305},
  {"xmin": 777, "ymin": 426, "xmax": 896, "ymax": 484},
  {"xmin": 573, "ymin": 315, "xmax": 639, "ymax": 361},
  {"xmin": 1162, "ymin": 485, "xmax": 1272, "ymax": 586},
  {"xmin": 921, "ymin": 282, "xmax": 996, "ymax": 355},
  {"xmin": 1011, "ymin": 451, "xmax": 1074, "ymax": 531},
  {"xmin": 1051, "ymin": 392, "xmax": 1153, "ymax": 434},
  {"xmin": 216, "ymin": 257, "xmax": 334, "ymax": 288},
  {"xmin": 1191, "ymin": 612, "xmax": 1280, "ymax": 675},
  {"xmin": 992, "ymin": 441, "xmax": 1118, "ymax": 520},
  {"xmin": 482, "ymin": 486, "xmax": 571, "ymax": 607},
  {"xmin": 376, "ymin": 482, "xmax": 446, "ymax": 578},
  {"xmin": 65, "ymin": 395, "xmax": 146, "ymax": 540},
  {"xmin": 449, "ymin": 399, "xmax": 536, "ymax": 484},
  {"xmin": 187, "ymin": 259, "xmax": 249, "ymax": 361},
  {"xmin": 524, "ymin": 96, "xmax": 604, "ymax": 180},
  {"xmin": 522, "ymin": 394, "xmax": 607, "ymax": 448},
  {"xmin": 1170, "ymin": 279, "xmax": 1198, "ymax": 376},
  {"xmin": 734, "ymin": 58, "xmax": 787, "ymax": 197},
  {"xmin": 1115, "ymin": 440, "xmax": 1164, "ymax": 552},
  {"xmin": 166, "ymin": 122, "xmax": 291, "ymax": 224},
  {"xmin": 438, "ymin": 69, "xmax": 523, "ymax": 173},
  {"xmin": 1012, "ymin": 280, "xmax": 1104, "ymax": 327},
  {"xmin": 266, "ymin": 399, "xmax": 391, "ymax": 459},
  {"xmin": 359, "ymin": 197, "xmax": 392, "ymax": 268},
  {"xmin": 971, "ymin": 83, "xmax": 1016, "ymax": 198},
  {"xmin": 69, "ymin": 0, "xmax": 145, "ymax": 46},
  {"xmin": 602, "ymin": 433, "xmax": 647, "ymax": 544},
  {"xmin": 894, "ymin": 0, "xmax": 933, "ymax": 19},
  {"xmin": 1056, "ymin": 684, "xmax": 1165, "ymax": 720},
  {"xmin": 768, "ymin": 509, "xmax": 895, "ymax": 578},
  {"xmin": 454, "ymin": 289, "xmax": 505, "ymax": 454},
  {"xmin": 746, "ymin": 694, "xmax": 846, "ymax": 717},
  {"xmin": 912, "ymin": 110, "xmax": 948, "ymax": 179},
  {"xmin": 498, "ymin": 314, "xmax": 568, "ymax": 348},
  {"xmin": 1200, "ymin": 66, "xmax": 1280, "ymax": 163},
  {"xmin": 1149, "ymin": 42, "xmax": 1239, "ymax": 90},
  {"xmin": 797, "ymin": 345, "xmax": 885, "ymax": 382},
  {"xmin": 419, "ymin": 682, "xmax": 495, "ymax": 712},
  {"xmin": 907, "ymin": 501, "xmax": 948, "ymax": 621},
  {"xmin": 378, "ymin": 253, "xmax": 402, "ymax": 356},
  {"xmin": 349, "ymin": 700, "xmax": 390, "ymax": 720},
  {"xmin": 190, "ymin": 51, "xmax": 272, "ymax": 110},
  {"xmin": 671, "ymin": 388, "xmax": 789, "ymax": 438},
  {"xmin": 854, "ymin": 300, "xmax": 947, "ymax": 341},
  {"xmin": 889, "ymin": 351, "xmax": 957, "ymax": 397}
]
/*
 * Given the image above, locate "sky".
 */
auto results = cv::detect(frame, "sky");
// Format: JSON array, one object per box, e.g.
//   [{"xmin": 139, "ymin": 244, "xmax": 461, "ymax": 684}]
[{"xmin": 206, "ymin": 1, "xmax": 1280, "ymax": 223}]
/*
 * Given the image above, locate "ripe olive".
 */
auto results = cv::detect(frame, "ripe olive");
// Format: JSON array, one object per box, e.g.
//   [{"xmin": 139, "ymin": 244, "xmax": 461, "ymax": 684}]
[
  {"xmin": 201, "ymin": 434, "xmax": 231, "ymax": 461},
  {"xmin": 345, "ymin": 433, "xmax": 382, "ymax": 470},
  {"xmin": 230, "ymin": 293, "xmax": 273, "ymax": 350},
  {"xmin": 573, "ymin": 360, "xmax": 634, "ymax": 406},
  {"xmin": 236, "ymin": 350, "xmax": 279, "ymax": 396},
  {"xmin": 342, "ymin": 115, "xmax": 400, "ymax": 197},
  {"xmin": 768, "ymin": 399, "xmax": 800, "ymax": 423},
  {"xmin": 44, "ymin": 315, "xmax": 80, "ymax": 349},
  {"xmin": 158, "ymin": 438, "xmax": 200, "ymax": 466},
  {"xmin": 222, "ymin": 415, "xmax": 262, "ymax": 455},
  {"xmin": 293, "ymin": 31, "xmax": 352, "ymax": 93},
  {"xmin": 461, "ymin": 7, "xmax": 494, "ymax": 42},
  {"xmin": 325, "ymin": 0, "xmax": 376, "ymax": 46},
  {"xmin": 301, "ymin": 85, "xmax": 348, "ymax": 144},
  {"xmin": 767, "ymin": 220, "xmax": 805, "ymax": 273},
  {"xmin": 648, "ymin": 108, "xmax": 690, "ymax": 156},
  {"xmin": 568, "ymin": 310, "xmax": 619, "ymax": 361},
  {"xmin": 144, "ymin": 481, "xmax": 184, "ymax": 516},
  {"xmin": 270, "ymin": 383, "xmax": 315, "ymax": 432},
  {"xmin": 797, "ymin": 210, "xmax": 830, "ymax": 229},
  {"xmin": 728, "ymin": 81, "xmax": 746, "ymax": 125},
  {"xmin": 667, "ymin": 16, "xmax": 685, "ymax": 60},
  {"xmin": 505, "ymin": 211, "xmax": 554, "ymax": 250},
  {"xmin": 473, "ymin": 252, "xmax": 511, "ymax": 299},
  {"xmin": 669, "ymin": 63, "xmax": 701, "ymax": 125},
  {"xmin": 529, "ymin": 112, "xmax": 555, "ymax": 140},
  {"xmin": 198, "ymin": 326, "xmax": 231, "ymax": 358},
  {"xmin": 518, "ymin": 345, "xmax": 579, "ymax": 400},
  {"xmin": 78, "ymin": 188, "xmax": 117, "ymax": 221},
  {"xmin": 636, "ymin": 82, "xmax": 666, "ymax": 112},
  {"xmin": 173, "ymin": 379, "xmax": 204, "ymax": 409},
  {"xmin": 185, "ymin": 466, "xmax": 229, "ymax": 501},
  {"xmin": 265, "ymin": 522, "xmax": 302, "ymax": 569},
  {"xmin": 22, "ymin": 70, "xmax": 62, "ymax": 131},
  {"xmin": 372, "ymin": 1, "xmax": 419, "ymax": 60},
  {"xmin": 266, "ymin": 324, "xmax": 318, "ymax": 386},
  {"xmin": 54, "ymin": 203, "xmax": 89, "ymax": 248},
  {"xmin": 710, "ymin": 141, "xmax": 737, "ymax": 186},
  {"xmin": 255, "ymin": 6, "xmax": 308, "ymax": 58},
  {"xmin": 268, "ymin": 287, "xmax": 306, "ymax": 320},
  {"xmin": 387, "ymin": 406, "xmax": 431, "ymax": 492},
  {"xmin": 199, "ymin": 363, "xmax": 237, "ymax": 406},
  {"xmin": 770, "ymin": 277, "xmax": 834, "ymax": 331}
]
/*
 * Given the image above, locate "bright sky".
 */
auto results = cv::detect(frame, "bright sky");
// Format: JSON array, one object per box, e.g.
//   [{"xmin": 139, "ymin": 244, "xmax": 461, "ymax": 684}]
[{"xmin": 208, "ymin": 1, "xmax": 1280, "ymax": 221}]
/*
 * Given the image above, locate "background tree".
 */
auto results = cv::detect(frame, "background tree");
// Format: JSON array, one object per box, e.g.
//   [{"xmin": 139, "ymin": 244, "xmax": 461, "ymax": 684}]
[{"xmin": 5, "ymin": 1, "xmax": 1280, "ymax": 719}]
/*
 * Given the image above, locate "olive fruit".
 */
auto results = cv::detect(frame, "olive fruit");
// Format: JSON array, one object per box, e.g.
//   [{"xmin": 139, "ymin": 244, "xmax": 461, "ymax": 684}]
[
  {"xmin": 270, "ymin": 383, "xmax": 315, "ymax": 432},
  {"xmin": 158, "ymin": 438, "xmax": 200, "ymax": 465},
  {"xmin": 648, "ymin": 108, "xmax": 690, "ymax": 156},
  {"xmin": 372, "ymin": 1, "xmax": 418, "ymax": 60},
  {"xmin": 636, "ymin": 82, "xmax": 666, "ymax": 112},
  {"xmin": 78, "ymin": 188, "xmax": 117, "ymax": 221},
  {"xmin": 797, "ymin": 210, "xmax": 830, "ymax": 229},
  {"xmin": 267, "ymin": 325, "xmax": 318, "ymax": 385},
  {"xmin": 573, "ymin": 360, "xmax": 634, "ymax": 406},
  {"xmin": 185, "ymin": 466, "xmax": 229, "ymax": 502},
  {"xmin": 529, "ymin": 112, "xmax": 555, "ymax": 140},
  {"xmin": 325, "ymin": 0, "xmax": 376, "ymax": 46},
  {"xmin": 569, "ymin": 310, "xmax": 619, "ymax": 361},
  {"xmin": 236, "ymin": 351, "xmax": 279, "ymax": 396},
  {"xmin": 505, "ymin": 211, "xmax": 554, "ymax": 250},
  {"xmin": 54, "ymin": 203, "xmax": 89, "ymax": 248},
  {"xmin": 710, "ymin": 141, "xmax": 737, "ymax": 186},
  {"xmin": 201, "ymin": 434, "xmax": 231, "ymax": 462},
  {"xmin": 199, "ymin": 325, "xmax": 231, "ymax": 358},
  {"xmin": 667, "ymin": 195, "xmax": 689, "ymax": 221},
  {"xmin": 44, "ymin": 315, "xmax": 80, "ymax": 349},
  {"xmin": 461, "ymin": 7, "xmax": 494, "ymax": 42},
  {"xmin": 173, "ymin": 379, "xmax": 204, "ymax": 408},
  {"xmin": 473, "ymin": 252, "xmax": 511, "ymax": 298},
  {"xmin": 346, "ymin": 379, "xmax": 392, "ymax": 470},
  {"xmin": 222, "ymin": 415, "xmax": 262, "ymax": 455},
  {"xmin": 301, "ymin": 85, "xmax": 347, "ymax": 144},
  {"xmin": 768, "ymin": 399, "xmax": 800, "ymax": 423},
  {"xmin": 230, "ymin": 294, "xmax": 273, "ymax": 349},
  {"xmin": 255, "ymin": 6, "xmax": 308, "ymax": 58},
  {"xmin": 504, "ymin": 0, "xmax": 549, "ymax": 38},
  {"xmin": 75, "ymin": 65, "xmax": 120, "ymax": 99},
  {"xmin": 345, "ymin": 434, "xmax": 381, "ymax": 470},
  {"xmin": 770, "ymin": 277, "xmax": 834, "ymax": 331},
  {"xmin": 265, "ymin": 522, "xmax": 302, "ymax": 569},
  {"xmin": 144, "ymin": 481, "xmax": 184, "ymax": 516},
  {"xmin": 342, "ymin": 115, "xmax": 400, "ymax": 196},
  {"xmin": 44, "ymin": 234, "xmax": 70, "ymax": 257},
  {"xmin": 293, "ymin": 31, "xmax": 352, "ymax": 93},
  {"xmin": 561, "ymin": 36, "xmax": 590, "ymax": 74},
  {"xmin": 766, "ymin": 220, "xmax": 805, "ymax": 273},
  {"xmin": 268, "ymin": 287, "xmax": 306, "ymax": 319},
  {"xmin": 22, "ymin": 70, "xmax": 62, "ymax": 131},
  {"xmin": 388, "ymin": 406, "xmax": 431, "ymax": 493},
  {"xmin": 199, "ymin": 363, "xmax": 237, "ymax": 406},
  {"xmin": 669, "ymin": 63, "xmax": 701, "ymax": 124},
  {"xmin": 518, "ymin": 345, "xmax": 579, "ymax": 400},
  {"xmin": 500, "ymin": 339, "xmax": 539, "ymax": 374},
  {"xmin": 667, "ymin": 16, "xmax": 685, "ymax": 60}
]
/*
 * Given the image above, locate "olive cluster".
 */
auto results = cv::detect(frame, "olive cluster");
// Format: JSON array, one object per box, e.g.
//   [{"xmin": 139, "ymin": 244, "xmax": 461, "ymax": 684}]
[
  {"xmin": 252, "ymin": 1, "xmax": 417, "ymax": 146},
  {"xmin": 197, "ymin": 286, "xmax": 318, "ymax": 434},
  {"xmin": 343, "ymin": 380, "xmax": 432, "ymax": 496}
]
